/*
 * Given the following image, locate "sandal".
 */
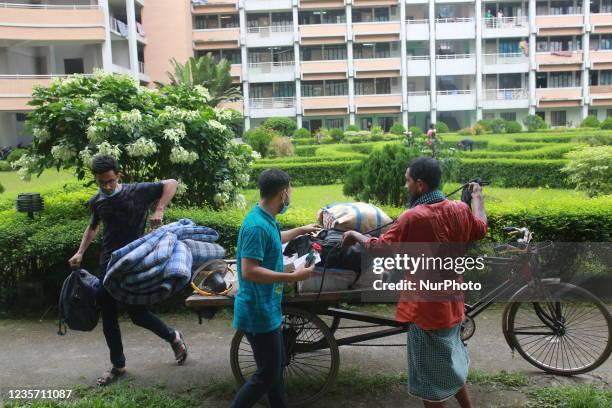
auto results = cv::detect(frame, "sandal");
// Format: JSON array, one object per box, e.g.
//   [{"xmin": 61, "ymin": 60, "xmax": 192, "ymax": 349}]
[
  {"xmin": 97, "ymin": 367, "xmax": 126, "ymax": 386},
  {"xmin": 171, "ymin": 331, "xmax": 188, "ymax": 366}
]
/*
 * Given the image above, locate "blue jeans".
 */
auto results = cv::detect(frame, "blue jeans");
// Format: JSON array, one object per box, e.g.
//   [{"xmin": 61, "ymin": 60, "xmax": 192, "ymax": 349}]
[
  {"xmin": 230, "ymin": 328, "xmax": 287, "ymax": 408},
  {"xmin": 98, "ymin": 263, "xmax": 175, "ymax": 368}
]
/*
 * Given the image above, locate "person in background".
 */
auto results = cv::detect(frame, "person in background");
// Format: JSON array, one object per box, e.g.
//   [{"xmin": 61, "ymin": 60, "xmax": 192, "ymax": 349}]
[
  {"xmin": 457, "ymin": 138, "xmax": 474, "ymax": 151},
  {"xmin": 68, "ymin": 155, "xmax": 186, "ymax": 386},
  {"xmin": 426, "ymin": 124, "xmax": 437, "ymax": 143},
  {"xmin": 485, "ymin": 9, "xmax": 493, "ymax": 27},
  {"xmin": 230, "ymin": 168, "xmax": 321, "ymax": 408},
  {"xmin": 341, "ymin": 157, "xmax": 487, "ymax": 408}
]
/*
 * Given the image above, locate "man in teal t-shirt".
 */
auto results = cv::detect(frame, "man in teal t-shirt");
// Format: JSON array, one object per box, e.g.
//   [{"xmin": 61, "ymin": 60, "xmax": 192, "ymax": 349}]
[{"xmin": 230, "ymin": 168, "xmax": 320, "ymax": 408}]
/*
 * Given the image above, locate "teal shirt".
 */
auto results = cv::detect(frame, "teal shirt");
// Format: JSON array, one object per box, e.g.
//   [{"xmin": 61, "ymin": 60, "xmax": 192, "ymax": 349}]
[{"xmin": 233, "ymin": 204, "xmax": 284, "ymax": 333}]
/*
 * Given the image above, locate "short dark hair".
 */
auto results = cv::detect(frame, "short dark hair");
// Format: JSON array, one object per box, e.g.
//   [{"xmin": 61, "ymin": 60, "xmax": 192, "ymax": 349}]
[
  {"xmin": 408, "ymin": 157, "xmax": 441, "ymax": 190},
  {"xmin": 91, "ymin": 155, "xmax": 119, "ymax": 175},
  {"xmin": 258, "ymin": 168, "xmax": 290, "ymax": 199}
]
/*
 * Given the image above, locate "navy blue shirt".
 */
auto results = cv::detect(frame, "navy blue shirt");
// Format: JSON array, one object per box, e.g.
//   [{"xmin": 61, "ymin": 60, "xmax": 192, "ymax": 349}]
[{"xmin": 88, "ymin": 182, "xmax": 163, "ymax": 268}]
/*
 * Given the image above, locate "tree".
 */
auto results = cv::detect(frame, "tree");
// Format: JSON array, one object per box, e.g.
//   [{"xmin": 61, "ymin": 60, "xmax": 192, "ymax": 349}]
[
  {"xmin": 16, "ymin": 70, "xmax": 253, "ymax": 209},
  {"xmin": 166, "ymin": 53, "xmax": 242, "ymax": 106}
]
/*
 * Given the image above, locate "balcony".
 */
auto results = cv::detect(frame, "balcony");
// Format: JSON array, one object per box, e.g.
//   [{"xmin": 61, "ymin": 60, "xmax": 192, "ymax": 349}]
[
  {"xmin": 352, "ymin": 22, "xmax": 401, "ymax": 43},
  {"xmin": 407, "ymin": 91, "xmax": 430, "ymax": 112},
  {"xmin": 219, "ymin": 100, "xmax": 243, "ymax": 113},
  {"xmin": 436, "ymin": 90, "xmax": 476, "ymax": 111},
  {"xmin": 193, "ymin": 27, "xmax": 240, "ymax": 49},
  {"xmin": 483, "ymin": 53, "xmax": 529, "ymax": 74},
  {"xmin": 299, "ymin": 24, "xmax": 346, "ymax": 45},
  {"xmin": 299, "ymin": 0, "xmax": 345, "ymax": 10},
  {"xmin": 249, "ymin": 97, "xmax": 296, "ymax": 118},
  {"xmin": 0, "ymin": 74, "xmax": 92, "ymax": 111},
  {"xmin": 536, "ymin": 15, "xmax": 583, "ymax": 36},
  {"xmin": 353, "ymin": 58, "xmax": 401, "ymax": 78},
  {"xmin": 590, "ymin": 85, "xmax": 612, "ymax": 106},
  {"xmin": 230, "ymin": 64, "xmax": 242, "ymax": 83},
  {"xmin": 246, "ymin": 25, "xmax": 294, "ymax": 47},
  {"xmin": 0, "ymin": 3, "xmax": 105, "ymax": 42},
  {"xmin": 536, "ymin": 87, "xmax": 582, "ymax": 107},
  {"xmin": 591, "ymin": 13, "xmax": 612, "ymax": 34},
  {"xmin": 354, "ymin": 94, "xmax": 402, "ymax": 114},
  {"xmin": 247, "ymin": 61, "xmax": 295, "ymax": 83},
  {"xmin": 435, "ymin": 18, "xmax": 475, "ymax": 40},
  {"xmin": 483, "ymin": 88, "xmax": 529, "ymax": 110},
  {"xmin": 405, "ymin": 19, "xmax": 429, "ymax": 41},
  {"xmin": 406, "ymin": 55, "xmax": 430, "ymax": 76},
  {"xmin": 244, "ymin": 0, "xmax": 292, "ymax": 11},
  {"xmin": 192, "ymin": 0, "xmax": 238, "ymax": 14},
  {"xmin": 302, "ymin": 96, "xmax": 349, "ymax": 116},
  {"xmin": 436, "ymin": 54, "xmax": 476, "ymax": 75},
  {"xmin": 536, "ymin": 51, "xmax": 583, "ymax": 71},
  {"xmin": 482, "ymin": 17, "xmax": 528, "ymax": 38},
  {"xmin": 590, "ymin": 50, "xmax": 612, "ymax": 70},
  {"xmin": 300, "ymin": 60, "xmax": 348, "ymax": 80}
]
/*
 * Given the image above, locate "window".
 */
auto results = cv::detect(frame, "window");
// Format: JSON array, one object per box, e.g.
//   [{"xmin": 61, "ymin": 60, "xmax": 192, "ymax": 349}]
[
  {"xmin": 301, "ymin": 45, "xmax": 346, "ymax": 61},
  {"xmin": 298, "ymin": 10, "xmax": 346, "ymax": 25},
  {"xmin": 500, "ymin": 112, "xmax": 516, "ymax": 121},
  {"xmin": 376, "ymin": 78, "xmax": 391, "ymax": 94},
  {"xmin": 16, "ymin": 113, "xmax": 27, "ymax": 122},
  {"xmin": 551, "ymin": 110, "xmax": 566, "ymax": 126},
  {"xmin": 360, "ymin": 117, "xmax": 373, "ymax": 130},
  {"xmin": 354, "ymin": 43, "xmax": 374, "ymax": 59},
  {"xmin": 588, "ymin": 109, "xmax": 597, "ymax": 117},
  {"xmin": 301, "ymin": 81, "xmax": 324, "ymax": 97},
  {"xmin": 64, "ymin": 59, "xmax": 84, "ymax": 75},
  {"xmin": 272, "ymin": 12, "xmax": 293, "ymax": 27},
  {"xmin": 273, "ymin": 82, "xmax": 295, "ymax": 97},
  {"xmin": 379, "ymin": 117, "xmax": 395, "ymax": 131},
  {"xmin": 607, "ymin": 109, "xmax": 612, "ymax": 117},
  {"xmin": 536, "ymin": 111, "xmax": 545, "ymax": 120},
  {"xmin": 374, "ymin": 8, "xmax": 390, "ymax": 22},
  {"xmin": 195, "ymin": 15, "xmax": 219, "ymax": 29},
  {"xmin": 548, "ymin": 72, "xmax": 575, "ymax": 88},
  {"xmin": 327, "ymin": 118, "xmax": 344, "ymax": 129},
  {"xmin": 220, "ymin": 15, "xmax": 239, "ymax": 28},
  {"xmin": 601, "ymin": 70, "xmax": 612, "ymax": 85},
  {"xmin": 355, "ymin": 79, "xmax": 375, "ymax": 95},
  {"xmin": 483, "ymin": 112, "xmax": 495, "ymax": 120},
  {"xmin": 353, "ymin": 8, "xmax": 373, "ymax": 22},
  {"xmin": 325, "ymin": 80, "xmax": 348, "ymax": 96},
  {"xmin": 375, "ymin": 43, "xmax": 390, "ymax": 58}
]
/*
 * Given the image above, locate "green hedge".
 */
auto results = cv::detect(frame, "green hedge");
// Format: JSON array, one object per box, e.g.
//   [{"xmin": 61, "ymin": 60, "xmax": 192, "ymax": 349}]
[
  {"xmin": 250, "ymin": 160, "xmax": 362, "ymax": 186},
  {"xmin": 456, "ymin": 159, "xmax": 569, "ymax": 188},
  {"xmin": 461, "ymin": 144, "xmax": 579, "ymax": 160}
]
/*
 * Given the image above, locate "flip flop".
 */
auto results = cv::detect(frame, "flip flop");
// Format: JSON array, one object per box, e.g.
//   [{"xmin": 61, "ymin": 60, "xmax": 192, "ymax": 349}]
[
  {"xmin": 171, "ymin": 331, "xmax": 188, "ymax": 366},
  {"xmin": 97, "ymin": 367, "xmax": 126, "ymax": 386}
]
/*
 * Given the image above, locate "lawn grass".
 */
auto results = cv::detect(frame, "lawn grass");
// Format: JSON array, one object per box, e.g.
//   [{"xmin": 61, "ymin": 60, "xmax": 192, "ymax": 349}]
[
  {"xmin": 526, "ymin": 384, "xmax": 612, "ymax": 408},
  {"xmin": 0, "ymin": 169, "xmax": 80, "ymax": 200}
]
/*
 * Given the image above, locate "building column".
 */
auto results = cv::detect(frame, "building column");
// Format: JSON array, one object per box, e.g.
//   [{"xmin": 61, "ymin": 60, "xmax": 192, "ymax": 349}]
[
  {"xmin": 239, "ymin": 2, "xmax": 250, "ymax": 130},
  {"xmin": 528, "ymin": 0, "xmax": 536, "ymax": 115},
  {"xmin": 125, "ymin": 0, "xmax": 139, "ymax": 78},
  {"xmin": 475, "ymin": 0, "xmax": 483, "ymax": 121},
  {"xmin": 347, "ymin": 1, "xmax": 355, "ymax": 126},
  {"xmin": 292, "ymin": 2, "xmax": 302, "ymax": 128},
  {"xmin": 582, "ymin": 0, "xmax": 591, "ymax": 119},
  {"xmin": 99, "ymin": 0, "xmax": 113, "ymax": 71},
  {"xmin": 48, "ymin": 45, "xmax": 57, "ymax": 75},
  {"xmin": 429, "ymin": 0, "xmax": 437, "ymax": 124},
  {"xmin": 400, "ymin": 0, "xmax": 409, "ymax": 128}
]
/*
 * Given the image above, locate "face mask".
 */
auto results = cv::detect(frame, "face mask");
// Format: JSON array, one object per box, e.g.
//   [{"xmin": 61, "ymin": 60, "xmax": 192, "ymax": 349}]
[
  {"xmin": 279, "ymin": 191, "xmax": 290, "ymax": 214},
  {"xmin": 99, "ymin": 183, "xmax": 122, "ymax": 197}
]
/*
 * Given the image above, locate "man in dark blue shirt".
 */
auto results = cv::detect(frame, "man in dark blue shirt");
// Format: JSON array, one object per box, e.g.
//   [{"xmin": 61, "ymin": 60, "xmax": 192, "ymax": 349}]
[{"xmin": 68, "ymin": 155, "xmax": 186, "ymax": 386}]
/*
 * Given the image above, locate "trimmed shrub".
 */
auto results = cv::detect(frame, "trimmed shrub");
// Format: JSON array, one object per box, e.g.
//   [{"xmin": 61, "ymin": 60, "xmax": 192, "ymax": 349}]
[
  {"xmin": 0, "ymin": 161, "xmax": 11, "ymax": 171},
  {"xmin": 262, "ymin": 117, "xmax": 297, "ymax": 136},
  {"xmin": 456, "ymin": 159, "xmax": 569, "ymax": 188},
  {"xmin": 409, "ymin": 126, "xmax": 423, "ymax": 137},
  {"xmin": 458, "ymin": 127, "xmax": 474, "ymax": 136},
  {"xmin": 244, "ymin": 126, "xmax": 279, "ymax": 157},
  {"xmin": 269, "ymin": 136, "xmax": 295, "ymax": 158},
  {"xmin": 346, "ymin": 124, "xmax": 360, "ymax": 131},
  {"xmin": 562, "ymin": 146, "xmax": 612, "ymax": 197},
  {"xmin": 436, "ymin": 121, "xmax": 449, "ymax": 133},
  {"xmin": 251, "ymin": 159, "xmax": 361, "ymax": 186},
  {"xmin": 329, "ymin": 127, "xmax": 345, "ymax": 142},
  {"xmin": 476, "ymin": 119, "xmax": 494, "ymax": 132},
  {"xmin": 491, "ymin": 119, "xmax": 506, "ymax": 134},
  {"xmin": 600, "ymin": 117, "xmax": 612, "ymax": 130},
  {"xmin": 294, "ymin": 145, "xmax": 319, "ymax": 156},
  {"xmin": 504, "ymin": 120, "xmax": 522, "ymax": 133},
  {"xmin": 523, "ymin": 114, "xmax": 547, "ymax": 132},
  {"xmin": 473, "ymin": 123, "xmax": 486, "ymax": 135},
  {"xmin": 293, "ymin": 127, "xmax": 311, "ymax": 138},
  {"xmin": 389, "ymin": 123, "xmax": 406, "ymax": 135},
  {"xmin": 580, "ymin": 115, "xmax": 600, "ymax": 128},
  {"xmin": 5, "ymin": 148, "xmax": 26, "ymax": 164}
]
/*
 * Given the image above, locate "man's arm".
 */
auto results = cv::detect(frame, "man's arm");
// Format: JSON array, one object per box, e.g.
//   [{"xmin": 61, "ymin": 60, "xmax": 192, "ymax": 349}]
[
  {"xmin": 149, "ymin": 179, "xmax": 178, "ymax": 228},
  {"xmin": 281, "ymin": 223, "xmax": 321, "ymax": 244},
  {"xmin": 241, "ymin": 258, "xmax": 314, "ymax": 283},
  {"xmin": 68, "ymin": 224, "xmax": 99, "ymax": 269},
  {"xmin": 469, "ymin": 183, "xmax": 487, "ymax": 224}
]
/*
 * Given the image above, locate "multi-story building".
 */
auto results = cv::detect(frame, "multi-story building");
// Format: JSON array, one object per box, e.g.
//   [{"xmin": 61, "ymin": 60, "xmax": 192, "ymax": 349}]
[{"xmin": 3, "ymin": 0, "xmax": 612, "ymax": 146}]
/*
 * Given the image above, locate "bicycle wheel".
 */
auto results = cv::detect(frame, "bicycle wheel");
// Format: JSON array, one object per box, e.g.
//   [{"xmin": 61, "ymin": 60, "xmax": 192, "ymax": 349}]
[
  {"xmin": 506, "ymin": 281, "xmax": 612, "ymax": 375},
  {"xmin": 230, "ymin": 307, "xmax": 340, "ymax": 407}
]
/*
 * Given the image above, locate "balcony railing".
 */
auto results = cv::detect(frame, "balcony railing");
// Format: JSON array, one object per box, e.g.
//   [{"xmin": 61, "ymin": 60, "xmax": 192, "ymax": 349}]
[
  {"xmin": 407, "ymin": 91, "xmax": 430, "ymax": 96},
  {"xmin": 483, "ymin": 16, "xmax": 528, "ymax": 28},
  {"xmin": 435, "ymin": 17, "xmax": 474, "ymax": 24},
  {"xmin": 407, "ymin": 55, "xmax": 429, "ymax": 60},
  {"xmin": 248, "ymin": 61, "xmax": 295, "ymax": 70},
  {"xmin": 406, "ymin": 18, "xmax": 428, "ymax": 24},
  {"xmin": 484, "ymin": 53, "xmax": 528, "ymax": 64},
  {"xmin": 436, "ymin": 53, "xmax": 474, "ymax": 60},
  {"xmin": 484, "ymin": 88, "xmax": 528, "ymax": 100},
  {"xmin": 0, "ymin": 74, "xmax": 94, "ymax": 79},
  {"xmin": 437, "ymin": 89, "xmax": 473, "ymax": 95},
  {"xmin": 247, "ymin": 24, "xmax": 292, "ymax": 34},
  {"xmin": 0, "ymin": 2, "xmax": 100, "ymax": 9},
  {"xmin": 249, "ymin": 97, "xmax": 295, "ymax": 109}
]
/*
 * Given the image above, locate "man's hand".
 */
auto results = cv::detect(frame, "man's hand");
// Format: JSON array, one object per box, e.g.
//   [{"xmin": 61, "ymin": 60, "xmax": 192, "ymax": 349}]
[
  {"xmin": 290, "ymin": 264, "xmax": 316, "ymax": 282},
  {"xmin": 299, "ymin": 223, "xmax": 322, "ymax": 235},
  {"xmin": 68, "ymin": 252, "xmax": 83, "ymax": 270},
  {"xmin": 341, "ymin": 231, "xmax": 357, "ymax": 248},
  {"xmin": 149, "ymin": 209, "xmax": 164, "ymax": 229},
  {"xmin": 469, "ymin": 182, "xmax": 483, "ymax": 198}
]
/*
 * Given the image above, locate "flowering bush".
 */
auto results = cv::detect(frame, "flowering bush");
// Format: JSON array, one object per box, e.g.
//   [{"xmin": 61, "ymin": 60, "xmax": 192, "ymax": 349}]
[{"xmin": 15, "ymin": 70, "xmax": 252, "ymax": 208}]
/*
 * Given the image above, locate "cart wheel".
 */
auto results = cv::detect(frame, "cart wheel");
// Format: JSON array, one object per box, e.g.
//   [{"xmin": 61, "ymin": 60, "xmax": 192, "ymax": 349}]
[{"xmin": 230, "ymin": 307, "xmax": 340, "ymax": 407}]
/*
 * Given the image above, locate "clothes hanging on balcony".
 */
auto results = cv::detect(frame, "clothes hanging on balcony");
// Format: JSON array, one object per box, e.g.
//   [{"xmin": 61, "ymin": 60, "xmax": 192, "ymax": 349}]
[
  {"xmin": 136, "ymin": 22, "xmax": 146, "ymax": 37},
  {"xmin": 116, "ymin": 20, "xmax": 129, "ymax": 38}
]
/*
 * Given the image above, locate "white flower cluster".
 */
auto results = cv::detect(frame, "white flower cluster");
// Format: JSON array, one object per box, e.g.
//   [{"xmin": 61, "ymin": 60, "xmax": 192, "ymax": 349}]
[
  {"xmin": 219, "ymin": 179, "xmax": 234, "ymax": 193},
  {"xmin": 207, "ymin": 119, "xmax": 227, "ymax": 133},
  {"xmin": 161, "ymin": 106, "xmax": 198, "ymax": 121},
  {"xmin": 79, "ymin": 148, "xmax": 94, "ymax": 167},
  {"xmin": 51, "ymin": 144, "xmax": 76, "ymax": 162},
  {"xmin": 175, "ymin": 179, "xmax": 188, "ymax": 196},
  {"xmin": 163, "ymin": 123, "xmax": 186, "ymax": 144},
  {"xmin": 32, "ymin": 127, "xmax": 50, "ymax": 143},
  {"xmin": 236, "ymin": 172, "xmax": 250, "ymax": 186},
  {"xmin": 227, "ymin": 155, "xmax": 239, "ymax": 169},
  {"xmin": 93, "ymin": 68, "xmax": 111, "ymax": 80},
  {"xmin": 12, "ymin": 154, "xmax": 41, "ymax": 181},
  {"xmin": 120, "ymin": 109, "xmax": 142, "ymax": 132},
  {"xmin": 213, "ymin": 107, "xmax": 234, "ymax": 122},
  {"xmin": 251, "ymin": 150, "xmax": 262, "ymax": 160},
  {"xmin": 97, "ymin": 141, "xmax": 121, "ymax": 158},
  {"xmin": 234, "ymin": 194, "xmax": 247, "ymax": 209},
  {"xmin": 81, "ymin": 97, "xmax": 98, "ymax": 107},
  {"xmin": 194, "ymin": 85, "xmax": 211, "ymax": 100},
  {"xmin": 169, "ymin": 146, "xmax": 198, "ymax": 164},
  {"xmin": 213, "ymin": 192, "xmax": 230, "ymax": 207},
  {"xmin": 126, "ymin": 137, "xmax": 158, "ymax": 157}
]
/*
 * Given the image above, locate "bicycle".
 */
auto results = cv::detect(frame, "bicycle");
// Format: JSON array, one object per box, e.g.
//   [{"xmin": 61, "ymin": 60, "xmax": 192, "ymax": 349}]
[{"xmin": 461, "ymin": 226, "xmax": 612, "ymax": 375}]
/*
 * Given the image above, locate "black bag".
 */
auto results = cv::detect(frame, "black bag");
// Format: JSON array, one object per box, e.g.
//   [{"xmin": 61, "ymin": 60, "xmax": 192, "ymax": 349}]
[{"xmin": 57, "ymin": 269, "xmax": 100, "ymax": 335}]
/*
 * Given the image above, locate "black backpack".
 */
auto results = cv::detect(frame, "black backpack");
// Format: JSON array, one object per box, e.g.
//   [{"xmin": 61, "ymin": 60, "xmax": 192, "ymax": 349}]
[{"xmin": 57, "ymin": 269, "xmax": 100, "ymax": 335}]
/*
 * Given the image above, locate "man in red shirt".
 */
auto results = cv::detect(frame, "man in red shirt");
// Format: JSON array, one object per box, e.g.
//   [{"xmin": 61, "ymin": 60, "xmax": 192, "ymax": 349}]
[{"xmin": 342, "ymin": 157, "xmax": 487, "ymax": 408}]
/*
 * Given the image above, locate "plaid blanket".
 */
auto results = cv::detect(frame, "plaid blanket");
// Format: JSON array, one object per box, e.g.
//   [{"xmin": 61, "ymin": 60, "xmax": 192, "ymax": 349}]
[{"xmin": 103, "ymin": 219, "xmax": 225, "ymax": 305}]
